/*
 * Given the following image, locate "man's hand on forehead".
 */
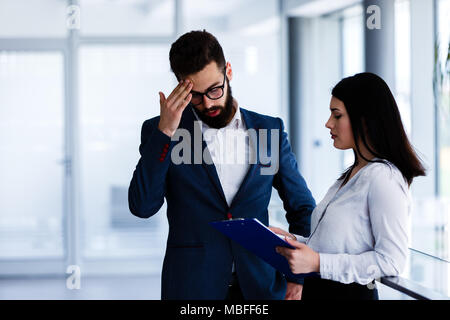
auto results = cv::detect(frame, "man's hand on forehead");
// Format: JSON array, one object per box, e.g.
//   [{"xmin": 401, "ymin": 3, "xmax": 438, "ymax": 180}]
[{"xmin": 157, "ymin": 79, "xmax": 193, "ymax": 137}]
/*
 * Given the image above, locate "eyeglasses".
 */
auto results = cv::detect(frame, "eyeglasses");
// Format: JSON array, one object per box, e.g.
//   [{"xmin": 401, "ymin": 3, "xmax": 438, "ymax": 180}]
[{"xmin": 189, "ymin": 67, "xmax": 227, "ymax": 106}]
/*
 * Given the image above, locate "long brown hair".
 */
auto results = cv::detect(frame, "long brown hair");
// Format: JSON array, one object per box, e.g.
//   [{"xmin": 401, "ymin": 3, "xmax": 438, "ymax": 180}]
[{"xmin": 332, "ymin": 72, "xmax": 426, "ymax": 185}]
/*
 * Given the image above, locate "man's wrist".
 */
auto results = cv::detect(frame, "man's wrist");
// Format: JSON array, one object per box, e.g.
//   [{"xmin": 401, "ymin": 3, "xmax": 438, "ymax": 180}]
[{"xmin": 158, "ymin": 124, "xmax": 175, "ymax": 138}]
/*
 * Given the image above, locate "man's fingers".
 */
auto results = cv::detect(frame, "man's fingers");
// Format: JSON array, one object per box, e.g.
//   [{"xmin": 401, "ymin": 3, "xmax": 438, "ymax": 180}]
[
  {"xmin": 168, "ymin": 79, "xmax": 193, "ymax": 105},
  {"xmin": 177, "ymin": 93, "xmax": 192, "ymax": 112},
  {"xmin": 172, "ymin": 80, "xmax": 193, "ymax": 108},
  {"xmin": 166, "ymin": 81, "xmax": 186, "ymax": 103},
  {"xmin": 159, "ymin": 92, "xmax": 166, "ymax": 104}
]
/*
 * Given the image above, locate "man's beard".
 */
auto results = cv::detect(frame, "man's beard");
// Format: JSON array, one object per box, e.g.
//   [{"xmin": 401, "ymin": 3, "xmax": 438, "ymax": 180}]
[{"xmin": 192, "ymin": 81, "xmax": 234, "ymax": 129}]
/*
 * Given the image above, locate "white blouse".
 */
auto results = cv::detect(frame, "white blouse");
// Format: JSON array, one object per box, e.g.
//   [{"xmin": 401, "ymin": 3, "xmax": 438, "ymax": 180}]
[{"xmin": 296, "ymin": 159, "xmax": 411, "ymax": 285}]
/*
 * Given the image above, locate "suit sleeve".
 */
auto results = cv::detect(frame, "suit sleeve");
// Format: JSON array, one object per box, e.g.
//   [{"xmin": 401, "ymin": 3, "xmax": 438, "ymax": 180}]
[
  {"xmin": 273, "ymin": 118, "xmax": 316, "ymax": 236},
  {"xmin": 128, "ymin": 119, "xmax": 174, "ymax": 218},
  {"xmin": 272, "ymin": 118, "xmax": 316, "ymax": 285}
]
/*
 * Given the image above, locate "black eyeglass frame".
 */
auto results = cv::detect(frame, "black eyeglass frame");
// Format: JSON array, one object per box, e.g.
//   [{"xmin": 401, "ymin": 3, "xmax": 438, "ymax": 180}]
[{"xmin": 189, "ymin": 67, "xmax": 227, "ymax": 106}]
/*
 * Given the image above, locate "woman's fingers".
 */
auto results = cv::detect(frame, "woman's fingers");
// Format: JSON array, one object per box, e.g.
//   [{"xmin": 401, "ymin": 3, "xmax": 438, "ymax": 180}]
[
  {"xmin": 276, "ymin": 246, "xmax": 291, "ymax": 258},
  {"xmin": 276, "ymin": 247, "xmax": 298, "ymax": 273},
  {"xmin": 270, "ymin": 226, "xmax": 288, "ymax": 237},
  {"xmin": 269, "ymin": 226, "xmax": 296, "ymax": 240},
  {"xmin": 269, "ymin": 226, "xmax": 285, "ymax": 234},
  {"xmin": 285, "ymin": 237, "xmax": 304, "ymax": 249}
]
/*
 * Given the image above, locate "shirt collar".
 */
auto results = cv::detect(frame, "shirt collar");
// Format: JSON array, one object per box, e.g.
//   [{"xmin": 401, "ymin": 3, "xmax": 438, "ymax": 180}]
[{"xmin": 228, "ymin": 100, "xmax": 242, "ymax": 129}]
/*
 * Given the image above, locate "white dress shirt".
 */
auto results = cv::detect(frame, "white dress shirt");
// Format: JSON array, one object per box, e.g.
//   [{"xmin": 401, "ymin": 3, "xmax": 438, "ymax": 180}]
[
  {"xmin": 193, "ymin": 102, "xmax": 250, "ymax": 207},
  {"xmin": 295, "ymin": 159, "xmax": 411, "ymax": 285}
]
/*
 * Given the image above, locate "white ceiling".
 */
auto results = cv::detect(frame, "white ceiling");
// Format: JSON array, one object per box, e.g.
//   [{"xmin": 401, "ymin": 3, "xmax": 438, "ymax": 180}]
[
  {"xmin": 286, "ymin": 0, "xmax": 362, "ymax": 17},
  {"xmin": 182, "ymin": 0, "xmax": 245, "ymax": 18}
]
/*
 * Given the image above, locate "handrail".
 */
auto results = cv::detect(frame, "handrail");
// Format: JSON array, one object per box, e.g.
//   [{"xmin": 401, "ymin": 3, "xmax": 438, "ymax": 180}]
[
  {"xmin": 377, "ymin": 247, "xmax": 450, "ymax": 300},
  {"xmin": 378, "ymin": 276, "xmax": 450, "ymax": 300}
]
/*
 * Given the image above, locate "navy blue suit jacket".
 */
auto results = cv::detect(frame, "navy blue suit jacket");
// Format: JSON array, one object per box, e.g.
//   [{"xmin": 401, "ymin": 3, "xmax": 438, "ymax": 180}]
[{"xmin": 128, "ymin": 106, "xmax": 315, "ymax": 300}]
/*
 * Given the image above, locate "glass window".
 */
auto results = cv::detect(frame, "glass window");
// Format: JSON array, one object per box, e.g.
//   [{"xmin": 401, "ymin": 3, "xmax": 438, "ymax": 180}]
[
  {"xmin": 437, "ymin": 0, "xmax": 450, "ymax": 197},
  {"xmin": 342, "ymin": 5, "xmax": 364, "ymax": 78},
  {"xmin": 78, "ymin": 0, "xmax": 175, "ymax": 37},
  {"xmin": 182, "ymin": 0, "xmax": 243, "ymax": 33},
  {"xmin": 341, "ymin": 5, "xmax": 364, "ymax": 170},
  {"xmin": 410, "ymin": 198, "xmax": 450, "ymax": 261},
  {"xmin": 182, "ymin": 0, "xmax": 282, "ymax": 117},
  {"xmin": 428, "ymin": 0, "xmax": 450, "ymax": 262},
  {"xmin": 0, "ymin": 51, "xmax": 65, "ymax": 258},
  {"xmin": 408, "ymin": 0, "xmax": 450, "ymax": 262},
  {"xmin": 395, "ymin": 0, "xmax": 412, "ymax": 135},
  {"xmin": 219, "ymin": 25, "xmax": 282, "ymax": 118},
  {"xmin": 0, "ymin": 0, "xmax": 68, "ymax": 38},
  {"xmin": 78, "ymin": 45, "xmax": 174, "ymax": 259}
]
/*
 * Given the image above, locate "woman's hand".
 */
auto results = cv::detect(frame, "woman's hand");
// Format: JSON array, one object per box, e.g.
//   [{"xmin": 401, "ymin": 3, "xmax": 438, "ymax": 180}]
[
  {"xmin": 276, "ymin": 237, "xmax": 320, "ymax": 274},
  {"xmin": 268, "ymin": 226, "xmax": 296, "ymax": 241}
]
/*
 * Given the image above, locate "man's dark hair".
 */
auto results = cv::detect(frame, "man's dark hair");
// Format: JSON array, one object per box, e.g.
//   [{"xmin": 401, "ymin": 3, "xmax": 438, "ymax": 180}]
[{"xmin": 169, "ymin": 30, "xmax": 226, "ymax": 80}]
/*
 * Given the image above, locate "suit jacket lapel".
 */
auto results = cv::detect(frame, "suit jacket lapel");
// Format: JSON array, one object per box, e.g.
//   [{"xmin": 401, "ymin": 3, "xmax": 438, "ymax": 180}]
[{"xmin": 229, "ymin": 108, "xmax": 260, "ymax": 209}]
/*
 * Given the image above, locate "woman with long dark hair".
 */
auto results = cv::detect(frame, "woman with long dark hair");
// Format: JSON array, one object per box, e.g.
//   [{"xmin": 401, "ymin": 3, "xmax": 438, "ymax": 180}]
[{"xmin": 273, "ymin": 72, "xmax": 426, "ymax": 300}]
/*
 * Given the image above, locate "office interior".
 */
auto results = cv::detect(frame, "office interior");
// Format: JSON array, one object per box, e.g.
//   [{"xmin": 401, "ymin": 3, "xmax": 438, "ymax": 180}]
[{"xmin": 0, "ymin": 0, "xmax": 449, "ymax": 300}]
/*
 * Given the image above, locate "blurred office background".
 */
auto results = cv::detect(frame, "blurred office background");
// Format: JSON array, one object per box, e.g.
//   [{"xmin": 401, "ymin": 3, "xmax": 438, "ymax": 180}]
[{"xmin": 0, "ymin": 0, "xmax": 449, "ymax": 299}]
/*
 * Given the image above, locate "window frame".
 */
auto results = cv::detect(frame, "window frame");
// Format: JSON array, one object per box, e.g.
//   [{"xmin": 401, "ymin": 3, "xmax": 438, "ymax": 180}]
[{"xmin": 0, "ymin": 0, "xmax": 181, "ymax": 276}]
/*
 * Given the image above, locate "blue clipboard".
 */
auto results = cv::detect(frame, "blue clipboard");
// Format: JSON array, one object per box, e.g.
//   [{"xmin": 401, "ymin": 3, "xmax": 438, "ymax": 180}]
[{"xmin": 210, "ymin": 218, "xmax": 317, "ymax": 280}]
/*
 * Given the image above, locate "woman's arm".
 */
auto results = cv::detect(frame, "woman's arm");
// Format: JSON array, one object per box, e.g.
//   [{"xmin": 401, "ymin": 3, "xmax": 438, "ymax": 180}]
[{"xmin": 277, "ymin": 166, "xmax": 410, "ymax": 285}]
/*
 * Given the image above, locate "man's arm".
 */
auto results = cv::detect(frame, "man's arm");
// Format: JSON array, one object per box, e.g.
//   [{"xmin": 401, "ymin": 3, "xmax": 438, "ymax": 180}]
[
  {"xmin": 273, "ymin": 118, "xmax": 316, "ymax": 237},
  {"xmin": 272, "ymin": 118, "xmax": 316, "ymax": 286},
  {"xmin": 128, "ymin": 119, "xmax": 173, "ymax": 218},
  {"xmin": 129, "ymin": 80, "xmax": 193, "ymax": 218}
]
